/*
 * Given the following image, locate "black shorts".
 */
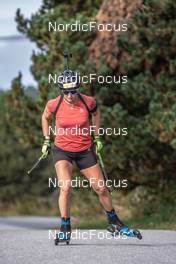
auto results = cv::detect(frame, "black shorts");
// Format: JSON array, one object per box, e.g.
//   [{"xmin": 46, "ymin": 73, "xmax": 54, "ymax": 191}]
[{"xmin": 52, "ymin": 144, "xmax": 98, "ymax": 170}]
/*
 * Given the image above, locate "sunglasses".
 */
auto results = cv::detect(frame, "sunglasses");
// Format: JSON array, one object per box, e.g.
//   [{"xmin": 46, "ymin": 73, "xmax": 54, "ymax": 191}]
[{"xmin": 63, "ymin": 89, "xmax": 78, "ymax": 95}]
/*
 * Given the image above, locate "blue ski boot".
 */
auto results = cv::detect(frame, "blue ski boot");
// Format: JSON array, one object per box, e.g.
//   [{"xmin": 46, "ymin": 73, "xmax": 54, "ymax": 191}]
[
  {"xmin": 106, "ymin": 209, "xmax": 142, "ymax": 240},
  {"xmin": 55, "ymin": 217, "xmax": 71, "ymax": 245}
]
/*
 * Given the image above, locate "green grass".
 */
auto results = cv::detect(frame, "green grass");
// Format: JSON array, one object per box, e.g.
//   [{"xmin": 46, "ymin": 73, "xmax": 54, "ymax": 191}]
[
  {"xmin": 1, "ymin": 190, "xmax": 176, "ymax": 230},
  {"xmin": 73, "ymin": 216, "xmax": 176, "ymax": 230},
  {"xmin": 73, "ymin": 203, "xmax": 176, "ymax": 230},
  {"xmin": 125, "ymin": 213, "xmax": 176, "ymax": 230}
]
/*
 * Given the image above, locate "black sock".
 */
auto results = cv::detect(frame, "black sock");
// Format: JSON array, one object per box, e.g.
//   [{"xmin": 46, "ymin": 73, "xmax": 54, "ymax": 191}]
[
  {"xmin": 106, "ymin": 209, "xmax": 116, "ymax": 218},
  {"xmin": 61, "ymin": 217, "xmax": 71, "ymax": 225},
  {"xmin": 106, "ymin": 209, "xmax": 125, "ymax": 227}
]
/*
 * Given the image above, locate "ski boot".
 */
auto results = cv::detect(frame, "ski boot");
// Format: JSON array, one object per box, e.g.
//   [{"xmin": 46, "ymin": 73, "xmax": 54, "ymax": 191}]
[
  {"xmin": 55, "ymin": 218, "xmax": 71, "ymax": 245},
  {"xmin": 106, "ymin": 209, "xmax": 142, "ymax": 240}
]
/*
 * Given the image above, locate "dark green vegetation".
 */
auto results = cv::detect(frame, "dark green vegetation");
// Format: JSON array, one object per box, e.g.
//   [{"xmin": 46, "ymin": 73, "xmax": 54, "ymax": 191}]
[{"xmin": 0, "ymin": 0, "xmax": 176, "ymax": 229}]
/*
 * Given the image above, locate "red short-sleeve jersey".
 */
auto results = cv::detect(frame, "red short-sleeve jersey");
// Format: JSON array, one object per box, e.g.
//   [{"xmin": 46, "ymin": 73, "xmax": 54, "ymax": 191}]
[{"xmin": 45, "ymin": 93, "xmax": 97, "ymax": 152}]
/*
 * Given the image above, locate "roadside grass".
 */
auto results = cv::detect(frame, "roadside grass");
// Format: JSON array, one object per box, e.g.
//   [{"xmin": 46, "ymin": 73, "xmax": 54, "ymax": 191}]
[
  {"xmin": 1, "ymin": 190, "xmax": 175, "ymax": 230},
  {"xmin": 74, "ymin": 215, "xmax": 176, "ymax": 230}
]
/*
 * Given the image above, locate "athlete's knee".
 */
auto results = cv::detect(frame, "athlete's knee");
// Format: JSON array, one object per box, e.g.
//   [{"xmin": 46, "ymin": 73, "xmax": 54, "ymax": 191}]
[
  {"xmin": 59, "ymin": 182, "xmax": 72, "ymax": 196},
  {"xmin": 93, "ymin": 185, "xmax": 108, "ymax": 196}
]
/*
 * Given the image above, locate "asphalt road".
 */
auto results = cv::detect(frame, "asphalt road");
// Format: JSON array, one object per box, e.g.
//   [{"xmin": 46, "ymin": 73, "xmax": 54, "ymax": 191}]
[{"xmin": 0, "ymin": 217, "xmax": 176, "ymax": 264}]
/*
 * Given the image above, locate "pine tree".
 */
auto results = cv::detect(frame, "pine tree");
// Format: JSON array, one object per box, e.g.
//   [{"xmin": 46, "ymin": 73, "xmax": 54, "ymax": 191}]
[{"xmin": 3, "ymin": 0, "xmax": 176, "ymax": 214}]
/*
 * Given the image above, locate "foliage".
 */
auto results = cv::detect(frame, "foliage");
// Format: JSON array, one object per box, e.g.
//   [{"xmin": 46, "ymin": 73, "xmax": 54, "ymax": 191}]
[{"xmin": 1, "ymin": 0, "xmax": 176, "ymax": 218}]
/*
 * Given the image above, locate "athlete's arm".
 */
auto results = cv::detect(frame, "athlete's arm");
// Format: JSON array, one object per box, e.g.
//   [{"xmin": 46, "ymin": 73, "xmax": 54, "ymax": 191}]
[
  {"xmin": 92, "ymin": 110, "xmax": 100, "ymax": 136},
  {"xmin": 42, "ymin": 107, "xmax": 53, "ymax": 138}
]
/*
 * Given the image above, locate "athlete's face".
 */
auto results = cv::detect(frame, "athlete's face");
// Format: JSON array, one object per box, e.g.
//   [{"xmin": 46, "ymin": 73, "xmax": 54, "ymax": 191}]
[{"xmin": 63, "ymin": 89, "xmax": 79, "ymax": 104}]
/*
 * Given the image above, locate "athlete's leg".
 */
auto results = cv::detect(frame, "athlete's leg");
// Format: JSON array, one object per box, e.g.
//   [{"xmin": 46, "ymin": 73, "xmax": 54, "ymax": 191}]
[
  {"xmin": 80, "ymin": 163, "xmax": 113, "ymax": 211},
  {"xmin": 55, "ymin": 160, "xmax": 73, "ymax": 218},
  {"xmin": 80, "ymin": 163, "xmax": 128, "ymax": 231},
  {"xmin": 80, "ymin": 162, "xmax": 142, "ymax": 239}
]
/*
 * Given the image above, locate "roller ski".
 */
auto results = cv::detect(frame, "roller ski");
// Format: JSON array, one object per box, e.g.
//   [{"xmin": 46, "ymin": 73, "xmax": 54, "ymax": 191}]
[
  {"xmin": 106, "ymin": 209, "xmax": 142, "ymax": 240},
  {"xmin": 55, "ymin": 218, "xmax": 71, "ymax": 245},
  {"xmin": 107, "ymin": 225, "xmax": 142, "ymax": 239}
]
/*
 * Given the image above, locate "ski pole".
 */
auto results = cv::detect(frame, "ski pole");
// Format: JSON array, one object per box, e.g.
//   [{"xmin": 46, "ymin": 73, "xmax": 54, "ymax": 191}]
[
  {"xmin": 27, "ymin": 153, "xmax": 46, "ymax": 175},
  {"xmin": 97, "ymin": 152, "xmax": 113, "ymax": 193},
  {"xmin": 63, "ymin": 51, "xmax": 72, "ymax": 70}
]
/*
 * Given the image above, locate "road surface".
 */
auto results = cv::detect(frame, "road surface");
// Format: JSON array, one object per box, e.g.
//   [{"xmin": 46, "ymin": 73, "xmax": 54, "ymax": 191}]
[{"xmin": 0, "ymin": 217, "xmax": 175, "ymax": 264}]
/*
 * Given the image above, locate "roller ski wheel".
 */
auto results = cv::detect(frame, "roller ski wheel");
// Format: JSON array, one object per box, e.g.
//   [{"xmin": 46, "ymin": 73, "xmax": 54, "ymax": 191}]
[
  {"xmin": 55, "ymin": 232, "xmax": 71, "ymax": 245},
  {"xmin": 107, "ymin": 225, "xmax": 142, "ymax": 240},
  {"xmin": 133, "ymin": 229, "xmax": 142, "ymax": 240}
]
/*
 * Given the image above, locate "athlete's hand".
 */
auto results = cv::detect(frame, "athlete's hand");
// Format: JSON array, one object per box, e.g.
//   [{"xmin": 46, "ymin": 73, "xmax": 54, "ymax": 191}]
[
  {"xmin": 94, "ymin": 135, "xmax": 103, "ymax": 154},
  {"xmin": 42, "ymin": 136, "xmax": 51, "ymax": 158}
]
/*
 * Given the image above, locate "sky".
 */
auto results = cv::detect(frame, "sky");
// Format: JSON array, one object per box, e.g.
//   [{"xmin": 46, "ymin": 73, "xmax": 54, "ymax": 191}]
[{"xmin": 0, "ymin": 1, "xmax": 42, "ymax": 89}]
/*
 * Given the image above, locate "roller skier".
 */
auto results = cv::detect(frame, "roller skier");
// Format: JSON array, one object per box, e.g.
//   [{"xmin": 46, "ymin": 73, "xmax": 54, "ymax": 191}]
[{"xmin": 40, "ymin": 53, "xmax": 142, "ymax": 244}]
